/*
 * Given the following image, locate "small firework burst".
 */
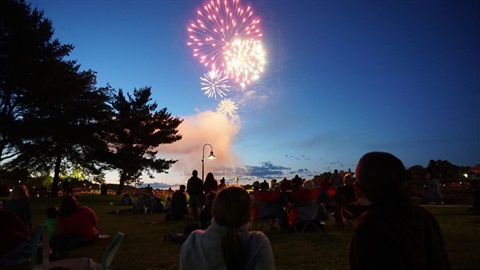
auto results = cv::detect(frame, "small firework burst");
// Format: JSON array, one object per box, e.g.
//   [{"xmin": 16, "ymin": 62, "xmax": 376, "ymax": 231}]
[
  {"xmin": 216, "ymin": 98, "xmax": 238, "ymax": 119},
  {"xmin": 200, "ymin": 70, "xmax": 231, "ymax": 99}
]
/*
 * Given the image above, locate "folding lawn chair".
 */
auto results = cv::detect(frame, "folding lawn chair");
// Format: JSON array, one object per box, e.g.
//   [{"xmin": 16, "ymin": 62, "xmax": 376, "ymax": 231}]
[
  {"xmin": 288, "ymin": 187, "xmax": 325, "ymax": 234},
  {"xmin": 250, "ymin": 190, "xmax": 286, "ymax": 231}
]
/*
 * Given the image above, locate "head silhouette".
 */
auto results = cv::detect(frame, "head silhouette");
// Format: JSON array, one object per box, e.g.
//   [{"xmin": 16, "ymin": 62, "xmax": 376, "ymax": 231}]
[
  {"xmin": 213, "ymin": 186, "xmax": 251, "ymax": 227},
  {"xmin": 59, "ymin": 196, "xmax": 80, "ymax": 217},
  {"xmin": 355, "ymin": 151, "xmax": 406, "ymax": 204}
]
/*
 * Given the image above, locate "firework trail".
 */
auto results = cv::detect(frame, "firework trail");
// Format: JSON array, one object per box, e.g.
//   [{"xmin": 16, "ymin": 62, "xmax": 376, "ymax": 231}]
[
  {"xmin": 187, "ymin": 0, "xmax": 262, "ymax": 72},
  {"xmin": 200, "ymin": 70, "xmax": 231, "ymax": 99}
]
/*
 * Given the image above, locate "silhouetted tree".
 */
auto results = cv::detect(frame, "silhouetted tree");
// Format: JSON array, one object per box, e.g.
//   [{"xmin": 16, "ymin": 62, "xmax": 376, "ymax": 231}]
[
  {"xmin": 0, "ymin": 0, "xmax": 73, "ymax": 162},
  {"xmin": 1, "ymin": 0, "xmax": 112, "ymax": 196},
  {"xmin": 5, "ymin": 65, "xmax": 112, "ymax": 196},
  {"xmin": 103, "ymin": 87, "xmax": 182, "ymax": 195}
]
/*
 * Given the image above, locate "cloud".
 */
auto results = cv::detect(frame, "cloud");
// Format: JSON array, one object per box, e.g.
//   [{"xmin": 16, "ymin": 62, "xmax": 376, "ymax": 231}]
[
  {"xmin": 244, "ymin": 161, "xmax": 290, "ymax": 179},
  {"xmin": 157, "ymin": 109, "xmax": 242, "ymax": 178}
]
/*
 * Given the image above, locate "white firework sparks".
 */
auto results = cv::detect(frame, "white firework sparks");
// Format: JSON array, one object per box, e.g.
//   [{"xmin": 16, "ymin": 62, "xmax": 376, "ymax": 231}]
[
  {"xmin": 216, "ymin": 98, "xmax": 238, "ymax": 119},
  {"xmin": 200, "ymin": 70, "xmax": 231, "ymax": 99},
  {"xmin": 224, "ymin": 39, "xmax": 266, "ymax": 89}
]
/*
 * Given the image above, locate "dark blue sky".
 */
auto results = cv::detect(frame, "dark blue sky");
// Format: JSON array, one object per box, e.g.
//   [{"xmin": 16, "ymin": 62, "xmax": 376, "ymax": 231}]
[{"xmin": 29, "ymin": 0, "xmax": 479, "ymax": 185}]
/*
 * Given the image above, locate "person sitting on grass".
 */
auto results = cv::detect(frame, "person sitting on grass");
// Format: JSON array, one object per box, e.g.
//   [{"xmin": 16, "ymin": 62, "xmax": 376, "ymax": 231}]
[
  {"xmin": 169, "ymin": 185, "xmax": 187, "ymax": 221},
  {"xmin": 44, "ymin": 206, "xmax": 58, "ymax": 242},
  {"xmin": 120, "ymin": 193, "xmax": 133, "ymax": 206},
  {"xmin": 52, "ymin": 196, "xmax": 99, "ymax": 251},
  {"xmin": 0, "ymin": 209, "xmax": 32, "ymax": 266},
  {"xmin": 466, "ymin": 180, "xmax": 480, "ymax": 215},
  {"xmin": 164, "ymin": 196, "xmax": 172, "ymax": 212},
  {"xmin": 349, "ymin": 151, "xmax": 451, "ymax": 270},
  {"xmin": 151, "ymin": 196, "xmax": 165, "ymax": 213},
  {"xmin": 3, "ymin": 184, "xmax": 32, "ymax": 229},
  {"xmin": 133, "ymin": 195, "xmax": 145, "ymax": 213},
  {"xmin": 199, "ymin": 191, "xmax": 216, "ymax": 230},
  {"xmin": 179, "ymin": 185, "xmax": 275, "ymax": 270}
]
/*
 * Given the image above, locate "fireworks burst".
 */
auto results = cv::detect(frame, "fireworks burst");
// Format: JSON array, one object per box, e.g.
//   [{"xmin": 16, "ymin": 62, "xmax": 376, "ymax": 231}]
[
  {"xmin": 216, "ymin": 98, "xmax": 238, "ymax": 119},
  {"xmin": 187, "ymin": 0, "xmax": 262, "ymax": 71},
  {"xmin": 200, "ymin": 70, "xmax": 231, "ymax": 99},
  {"xmin": 224, "ymin": 39, "xmax": 266, "ymax": 88}
]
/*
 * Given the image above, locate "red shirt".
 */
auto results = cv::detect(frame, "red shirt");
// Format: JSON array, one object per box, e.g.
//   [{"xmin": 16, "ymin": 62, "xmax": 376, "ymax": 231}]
[{"xmin": 58, "ymin": 206, "xmax": 98, "ymax": 242}]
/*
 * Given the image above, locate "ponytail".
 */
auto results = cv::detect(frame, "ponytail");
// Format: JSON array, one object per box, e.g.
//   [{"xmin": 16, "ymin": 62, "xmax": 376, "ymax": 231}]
[{"xmin": 213, "ymin": 186, "xmax": 251, "ymax": 270}]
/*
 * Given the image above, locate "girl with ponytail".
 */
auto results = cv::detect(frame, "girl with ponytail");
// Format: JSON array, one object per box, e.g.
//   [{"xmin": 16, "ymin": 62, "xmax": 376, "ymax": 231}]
[{"xmin": 179, "ymin": 185, "xmax": 275, "ymax": 270}]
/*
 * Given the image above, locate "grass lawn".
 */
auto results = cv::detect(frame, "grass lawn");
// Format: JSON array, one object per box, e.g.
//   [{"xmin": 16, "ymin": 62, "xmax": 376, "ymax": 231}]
[{"xmin": 24, "ymin": 195, "xmax": 480, "ymax": 270}]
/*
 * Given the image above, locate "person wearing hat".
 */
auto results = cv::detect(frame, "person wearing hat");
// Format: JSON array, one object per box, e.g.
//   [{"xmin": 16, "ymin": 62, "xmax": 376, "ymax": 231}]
[{"xmin": 349, "ymin": 151, "xmax": 450, "ymax": 270}]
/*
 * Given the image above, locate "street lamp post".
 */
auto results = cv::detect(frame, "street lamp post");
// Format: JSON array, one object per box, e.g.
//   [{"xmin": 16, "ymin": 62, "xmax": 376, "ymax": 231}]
[{"xmin": 202, "ymin": 143, "xmax": 215, "ymax": 181}]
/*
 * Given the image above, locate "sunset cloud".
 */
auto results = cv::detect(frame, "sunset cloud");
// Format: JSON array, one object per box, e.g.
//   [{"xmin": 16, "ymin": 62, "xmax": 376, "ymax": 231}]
[{"xmin": 157, "ymin": 109, "xmax": 242, "ymax": 179}]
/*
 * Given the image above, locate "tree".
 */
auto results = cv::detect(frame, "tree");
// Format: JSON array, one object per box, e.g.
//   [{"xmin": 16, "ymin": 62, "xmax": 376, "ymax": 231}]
[
  {"xmin": 0, "ymin": 0, "xmax": 73, "ymax": 162},
  {"xmin": 5, "ymin": 67, "xmax": 112, "ymax": 196},
  {"xmin": 104, "ymin": 87, "xmax": 182, "ymax": 195},
  {"xmin": 1, "ymin": 1, "xmax": 113, "ymax": 196}
]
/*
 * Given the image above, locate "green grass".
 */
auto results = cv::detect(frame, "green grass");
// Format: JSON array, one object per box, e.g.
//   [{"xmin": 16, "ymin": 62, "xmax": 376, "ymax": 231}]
[{"xmin": 25, "ymin": 195, "xmax": 480, "ymax": 270}]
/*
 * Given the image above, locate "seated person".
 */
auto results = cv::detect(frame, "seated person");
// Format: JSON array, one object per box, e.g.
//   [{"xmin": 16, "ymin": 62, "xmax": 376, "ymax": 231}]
[
  {"xmin": 349, "ymin": 152, "xmax": 450, "ymax": 269},
  {"xmin": 199, "ymin": 192, "xmax": 216, "ymax": 229},
  {"xmin": 120, "ymin": 194, "xmax": 133, "ymax": 205},
  {"xmin": 3, "ymin": 184, "xmax": 32, "ymax": 229},
  {"xmin": 133, "ymin": 195, "xmax": 145, "ymax": 213},
  {"xmin": 0, "ymin": 209, "xmax": 32, "ymax": 266},
  {"xmin": 164, "ymin": 197, "xmax": 172, "ymax": 211},
  {"xmin": 151, "ymin": 197, "xmax": 165, "ymax": 213},
  {"xmin": 466, "ymin": 180, "xmax": 480, "ymax": 214},
  {"xmin": 53, "ymin": 196, "xmax": 99, "ymax": 250},
  {"xmin": 170, "ymin": 185, "xmax": 187, "ymax": 220},
  {"xmin": 44, "ymin": 206, "xmax": 58, "ymax": 242},
  {"xmin": 180, "ymin": 186, "xmax": 275, "ymax": 269}
]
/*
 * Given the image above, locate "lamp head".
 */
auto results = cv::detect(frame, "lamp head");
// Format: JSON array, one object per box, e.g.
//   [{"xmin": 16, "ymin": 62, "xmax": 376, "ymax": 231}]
[{"xmin": 208, "ymin": 151, "xmax": 215, "ymax": 159}]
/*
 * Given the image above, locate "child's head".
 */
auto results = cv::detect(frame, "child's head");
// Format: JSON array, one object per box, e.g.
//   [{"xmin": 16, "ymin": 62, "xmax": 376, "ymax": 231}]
[
  {"xmin": 213, "ymin": 186, "xmax": 251, "ymax": 228},
  {"xmin": 46, "ymin": 206, "xmax": 58, "ymax": 219}
]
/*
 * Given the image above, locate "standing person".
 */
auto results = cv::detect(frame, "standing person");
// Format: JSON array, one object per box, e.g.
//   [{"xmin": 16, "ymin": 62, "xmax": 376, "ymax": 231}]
[
  {"xmin": 187, "ymin": 170, "xmax": 204, "ymax": 220},
  {"xmin": 427, "ymin": 160, "xmax": 444, "ymax": 205},
  {"xmin": 3, "ymin": 184, "xmax": 32, "ymax": 229},
  {"xmin": 218, "ymin": 177, "xmax": 227, "ymax": 190},
  {"xmin": 330, "ymin": 169, "xmax": 345, "ymax": 205},
  {"xmin": 179, "ymin": 186, "xmax": 275, "ymax": 270},
  {"xmin": 170, "ymin": 185, "xmax": 187, "ymax": 220},
  {"xmin": 53, "ymin": 196, "xmax": 99, "ymax": 250},
  {"xmin": 203, "ymin": 172, "xmax": 218, "ymax": 194},
  {"xmin": 62, "ymin": 179, "xmax": 73, "ymax": 196},
  {"xmin": 349, "ymin": 151, "xmax": 450, "ymax": 270},
  {"xmin": 292, "ymin": 174, "xmax": 303, "ymax": 189}
]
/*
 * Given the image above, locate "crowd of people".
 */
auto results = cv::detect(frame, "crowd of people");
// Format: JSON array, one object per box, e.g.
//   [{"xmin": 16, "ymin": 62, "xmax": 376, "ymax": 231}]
[{"xmin": 0, "ymin": 152, "xmax": 460, "ymax": 269}]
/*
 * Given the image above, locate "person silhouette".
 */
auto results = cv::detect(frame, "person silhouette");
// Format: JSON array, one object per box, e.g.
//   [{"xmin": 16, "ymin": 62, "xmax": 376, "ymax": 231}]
[
  {"xmin": 187, "ymin": 170, "xmax": 204, "ymax": 220},
  {"xmin": 349, "ymin": 151, "xmax": 450, "ymax": 270}
]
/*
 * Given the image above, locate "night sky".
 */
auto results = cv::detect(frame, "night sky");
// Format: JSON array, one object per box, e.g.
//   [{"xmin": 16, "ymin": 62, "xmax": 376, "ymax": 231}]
[{"xmin": 29, "ymin": 0, "xmax": 479, "ymax": 186}]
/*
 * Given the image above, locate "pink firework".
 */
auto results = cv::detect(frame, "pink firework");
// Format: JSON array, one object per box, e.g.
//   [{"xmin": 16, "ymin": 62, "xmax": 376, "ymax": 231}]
[{"xmin": 187, "ymin": 0, "xmax": 263, "ymax": 71}]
